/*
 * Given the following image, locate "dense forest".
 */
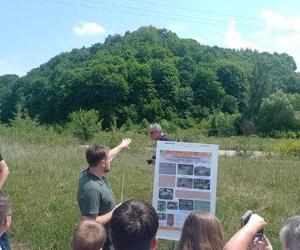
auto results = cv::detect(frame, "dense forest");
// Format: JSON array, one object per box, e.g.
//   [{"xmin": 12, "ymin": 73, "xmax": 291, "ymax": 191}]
[{"xmin": 0, "ymin": 26, "xmax": 300, "ymax": 136}]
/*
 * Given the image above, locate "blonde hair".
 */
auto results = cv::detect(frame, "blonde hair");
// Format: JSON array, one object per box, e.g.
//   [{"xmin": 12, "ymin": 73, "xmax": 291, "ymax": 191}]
[
  {"xmin": 71, "ymin": 220, "xmax": 106, "ymax": 250},
  {"xmin": 178, "ymin": 212, "xmax": 225, "ymax": 250}
]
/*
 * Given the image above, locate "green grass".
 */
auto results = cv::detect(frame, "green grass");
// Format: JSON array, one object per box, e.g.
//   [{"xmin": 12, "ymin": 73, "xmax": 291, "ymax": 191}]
[{"xmin": 0, "ymin": 128, "xmax": 299, "ymax": 249}]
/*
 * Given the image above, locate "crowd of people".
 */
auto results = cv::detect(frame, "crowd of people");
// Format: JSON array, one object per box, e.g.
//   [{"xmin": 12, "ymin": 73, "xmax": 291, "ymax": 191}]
[
  {"xmin": 0, "ymin": 123, "xmax": 299, "ymax": 250},
  {"xmin": 72, "ymin": 198, "xmax": 300, "ymax": 250}
]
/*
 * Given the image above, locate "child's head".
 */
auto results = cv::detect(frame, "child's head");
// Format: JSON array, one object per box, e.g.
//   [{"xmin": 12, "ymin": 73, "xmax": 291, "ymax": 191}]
[
  {"xmin": 178, "ymin": 212, "xmax": 224, "ymax": 250},
  {"xmin": 71, "ymin": 220, "xmax": 106, "ymax": 250}
]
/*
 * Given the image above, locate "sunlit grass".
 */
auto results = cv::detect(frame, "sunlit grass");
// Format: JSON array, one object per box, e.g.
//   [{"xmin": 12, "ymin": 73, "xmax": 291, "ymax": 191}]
[{"xmin": 0, "ymin": 129, "xmax": 299, "ymax": 249}]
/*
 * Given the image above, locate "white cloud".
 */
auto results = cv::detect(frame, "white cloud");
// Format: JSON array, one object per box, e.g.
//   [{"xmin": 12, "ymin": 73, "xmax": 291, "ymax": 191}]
[
  {"xmin": 73, "ymin": 22, "xmax": 105, "ymax": 36},
  {"xmin": 222, "ymin": 11, "xmax": 300, "ymax": 71},
  {"xmin": 255, "ymin": 10, "xmax": 300, "ymax": 70},
  {"xmin": 224, "ymin": 20, "xmax": 257, "ymax": 50},
  {"xmin": 0, "ymin": 61, "xmax": 27, "ymax": 76},
  {"xmin": 260, "ymin": 9, "xmax": 300, "ymax": 32}
]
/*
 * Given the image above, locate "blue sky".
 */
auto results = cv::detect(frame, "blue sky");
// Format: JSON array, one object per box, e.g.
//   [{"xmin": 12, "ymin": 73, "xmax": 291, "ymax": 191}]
[{"xmin": 1, "ymin": 0, "xmax": 300, "ymax": 76}]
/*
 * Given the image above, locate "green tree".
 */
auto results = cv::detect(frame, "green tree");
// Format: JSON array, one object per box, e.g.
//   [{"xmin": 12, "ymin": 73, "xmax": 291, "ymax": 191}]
[
  {"xmin": 67, "ymin": 109, "xmax": 101, "ymax": 141},
  {"xmin": 222, "ymin": 95, "xmax": 238, "ymax": 114},
  {"xmin": 0, "ymin": 74, "xmax": 19, "ymax": 120},
  {"xmin": 217, "ymin": 63, "xmax": 248, "ymax": 111},
  {"xmin": 151, "ymin": 60, "xmax": 180, "ymax": 102},
  {"xmin": 209, "ymin": 112, "xmax": 238, "ymax": 136},
  {"xmin": 191, "ymin": 67, "xmax": 225, "ymax": 110},
  {"xmin": 256, "ymin": 91, "xmax": 295, "ymax": 133}
]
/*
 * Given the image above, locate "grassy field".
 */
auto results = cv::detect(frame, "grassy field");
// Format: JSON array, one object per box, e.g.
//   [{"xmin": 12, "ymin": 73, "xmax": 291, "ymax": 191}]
[{"xmin": 0, "ymin": 128, "xmax": 299, "ymax": 249}]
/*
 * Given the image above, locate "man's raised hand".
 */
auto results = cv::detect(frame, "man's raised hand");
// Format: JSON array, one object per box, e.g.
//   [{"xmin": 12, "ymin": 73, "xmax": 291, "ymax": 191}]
[{"xmin": 120, "ymin": 138, "xmax": 132, "ymax": 149}]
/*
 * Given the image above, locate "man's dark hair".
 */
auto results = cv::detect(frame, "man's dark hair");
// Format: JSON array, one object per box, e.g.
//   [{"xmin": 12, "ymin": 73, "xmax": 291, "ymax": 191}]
[
  {"xmin": 110, "ymin": 199, "xmax": 159, "ymax": 250},
  {"xmin": 85, "ymin": 145, "xmax": 108, "ymax": 167}
]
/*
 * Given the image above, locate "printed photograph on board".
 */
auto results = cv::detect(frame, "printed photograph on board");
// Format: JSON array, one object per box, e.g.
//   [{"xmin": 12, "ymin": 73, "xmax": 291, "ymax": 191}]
[
  {"xmin": 158, "ymin": 213, "xmax": 166, "ymax": 220},
  {"xmin": 177, "ymin": 164, "xmax": 193, "ymax": 175},
  {"xmin": 177, "ymin": 177, "xmax": 193, "ymax": 188},
  {"xmin": 194, "ymin": 200, "xmax": 210, "ymax": 212},
  {"xmin": 179, "ymin": 199, "xmax": 194, "ymax": 211},
  {"xmin": 159, "ymin": 188, "xmax": 174, "ymax": 200},
  {"xmin": 157, "ymin": 200, "xmax": 166, "ymax": 212},
  {"xmin": 193, "ymin": 179, "xmax": 210, "ymax": 190},
  {"xmin": 159, "ymin": 163, "xmax": 176, "ymax": 175},
  {"xmin": 167, "ymin": 214, "xmax": 174, "ymax": 226},
  {"xmin": 167, "ymin": 201, "xmax": 178, "ymax": 210},
  {"xmin": 194, "ymin": 166, "xmax": 211, "ymax": 176}
]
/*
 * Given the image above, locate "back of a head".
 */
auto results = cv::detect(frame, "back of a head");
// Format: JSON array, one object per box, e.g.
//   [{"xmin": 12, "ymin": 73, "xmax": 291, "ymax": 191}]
[
  {"xmin": 280, "ymin": 216, "xmax": 300, "ymax": 250},
  {"xmin": 178, "ymin": 212, "xmax": 224, "ymax": 250},
  {"xmin": 0, "ymin": 196, "xmax": 11, "ymax": 224},
  {"xmin": 110, "ymin": 199, "xmax": 159, "ymax": 250},
  {"xmin": 71, "ymin": 220, "xmax": 106, "ymax": 250}
]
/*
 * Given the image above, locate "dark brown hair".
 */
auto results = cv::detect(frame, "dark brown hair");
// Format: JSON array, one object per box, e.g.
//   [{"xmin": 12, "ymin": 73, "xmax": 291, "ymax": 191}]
[
  {"xmin": 178, "ymin": 212, "xmax": 225, "ymax": 250},
  {"xmin": 110, "ymin": 199, "xmax": 159, "ymax": 250},
  {"xmin": 85, "ymin": 145, "xmax": 108, "ymax": 167}
]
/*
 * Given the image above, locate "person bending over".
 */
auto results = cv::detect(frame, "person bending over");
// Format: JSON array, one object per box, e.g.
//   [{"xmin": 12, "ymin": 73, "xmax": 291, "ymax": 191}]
[{"xmin": 110, "ymin": 199, "xmax": 159, "ymax": 250}]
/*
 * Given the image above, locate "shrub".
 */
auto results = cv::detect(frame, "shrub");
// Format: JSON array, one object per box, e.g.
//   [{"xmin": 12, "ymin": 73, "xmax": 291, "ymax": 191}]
[
  {"xmin": 275, "ymin": 140, "xmax": 300, "ymax": 156},
  {"xmin": 256, "ymin": 91, "xmax": 295, "ymax": 134},
  {"xmin": 9, "ymin": 103, "xmax": 40, "ymax": 131},
  {"xmin": 222, "ymin": 95, "xmax": 238, "ymax": 114},
  {"xmin": 67, "ymin": 109, "xmax": 101, "ymax": 142},
  {"xmin": 272, "ymin": 130, "xmax": 300, "ymax": 139},
  {"xmin": 240, "ymin": 119, "xmax": 256, "ymax": 136},
  {"xmin": 209, "ymin": 112, "xmax": 238, "ymax": 136}
]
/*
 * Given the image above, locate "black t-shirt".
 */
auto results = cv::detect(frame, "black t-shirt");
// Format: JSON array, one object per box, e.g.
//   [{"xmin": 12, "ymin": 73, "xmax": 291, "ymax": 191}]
[
  {"xmin": 149, "ymin": 135, "xmax": 177, "ymax": 161},
  {"xmin": 159, "ymin": 134, "xmax": 176, "ymax": 142},
  {"xmin": 0, "ymin": 153, "xmax": 3, "ymax": 161}
]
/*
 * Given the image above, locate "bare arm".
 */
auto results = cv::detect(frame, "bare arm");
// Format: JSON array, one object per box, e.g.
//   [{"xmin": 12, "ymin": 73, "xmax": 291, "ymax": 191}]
[
  {"xmin": 82, "ymin": 204, "xmax": 120, "ymax": 225},
  {"xmin": 224, "ymin": 214, "xmax": 267, "ymax": 250},
  {"xmin": 0, "ymin": 160, "xmax": 9, "ymax": 188},
  {"xmin": 107, "ymin": 138, "xmax": 131, "ymax": 162},
  {"xmin": 82, "ymin": 211, "xmax": 113, "ymax": 225}
]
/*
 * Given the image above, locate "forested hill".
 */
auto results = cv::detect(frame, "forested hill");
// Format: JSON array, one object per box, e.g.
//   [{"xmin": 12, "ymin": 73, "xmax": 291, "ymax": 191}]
[{"xmin": 0, "ymin": 26, "xmax": 300, "ymax": 133}]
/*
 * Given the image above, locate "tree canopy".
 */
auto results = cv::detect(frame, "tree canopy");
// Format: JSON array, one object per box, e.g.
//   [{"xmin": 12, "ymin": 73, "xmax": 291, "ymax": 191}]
[{"xmin": 0, "ymin": 26, "xmax": 299, "ymax": 135}]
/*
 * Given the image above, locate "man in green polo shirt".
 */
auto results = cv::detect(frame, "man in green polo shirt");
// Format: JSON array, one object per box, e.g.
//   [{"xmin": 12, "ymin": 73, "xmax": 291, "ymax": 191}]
[{"xmin": 77, "ymin": 138, "xmax": 131, "ymax": 250}]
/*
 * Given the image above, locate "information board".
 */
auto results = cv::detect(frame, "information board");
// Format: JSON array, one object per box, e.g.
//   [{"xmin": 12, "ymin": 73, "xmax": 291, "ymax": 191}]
[{"xmin": 152, "ymin": 141, "xmax": 219, "ymax": 240}]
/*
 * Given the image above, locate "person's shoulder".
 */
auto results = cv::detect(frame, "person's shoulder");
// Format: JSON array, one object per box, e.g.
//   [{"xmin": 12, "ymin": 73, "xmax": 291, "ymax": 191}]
[
  {"xmin": 79, "ymin": 171, "xmax": 104, "ymax": 189},
  {"xmin": 160, "ymin": 135, "xmax": 176, "ymax": 141}
]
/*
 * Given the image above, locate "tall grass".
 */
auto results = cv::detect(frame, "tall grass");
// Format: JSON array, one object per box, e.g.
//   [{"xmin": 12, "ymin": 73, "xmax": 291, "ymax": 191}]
[{"xmin": 0, "ymin": 126, "xmax": 299, "ymax": 249}]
